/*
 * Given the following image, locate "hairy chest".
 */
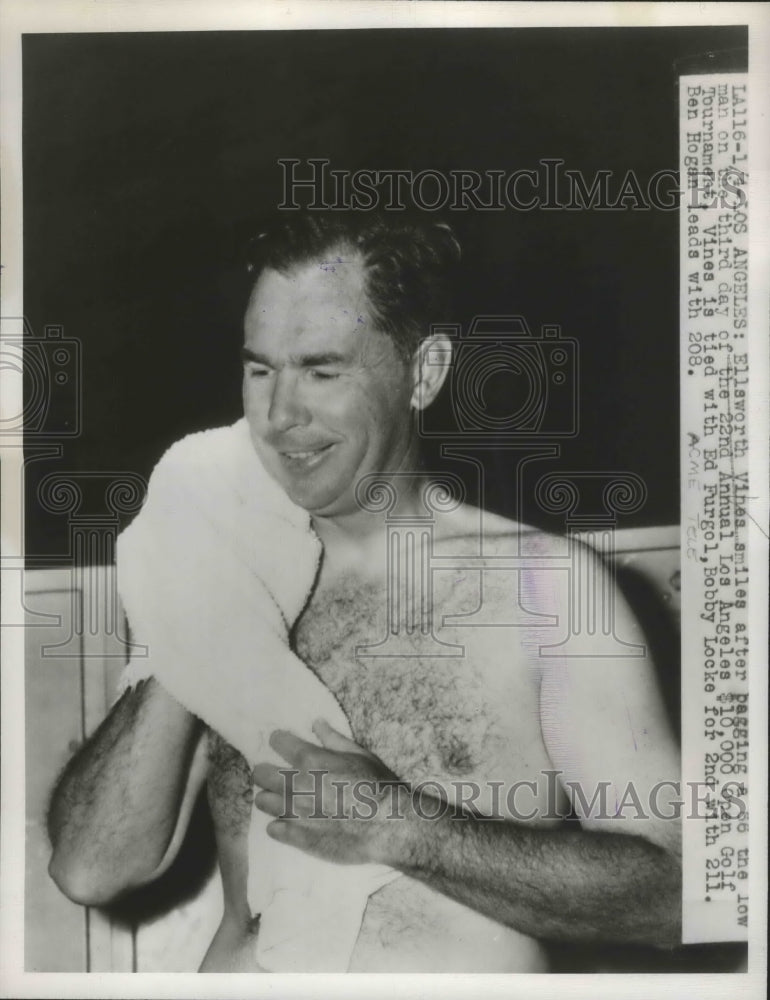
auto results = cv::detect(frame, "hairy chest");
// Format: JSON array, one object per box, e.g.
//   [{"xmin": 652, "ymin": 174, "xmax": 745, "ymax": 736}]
[{"xmin": 292, "ymin": 572, "xmax": 542, "ymax": 786}]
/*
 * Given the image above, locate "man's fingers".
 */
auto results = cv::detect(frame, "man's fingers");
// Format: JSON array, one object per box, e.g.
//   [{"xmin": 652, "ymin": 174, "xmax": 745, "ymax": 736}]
[
  {"xmin": 255, "ymin": 786, "xmax": 324, "ymax": 820},
  {"xmin": 251, "ymin": 762, "xmax": 285, "ymax": 792},
  {"xmin": 312, "ymin": 718, "xmax": 374, "ymax": 758},
  {"xmin": 269, "ymin": 729, "xmax": 318, "ymax": 765},
  {"xmin": 254, "ymin": 790, "xmax": 285, "ymax": 817},
  {"xmin": 269, "ymin": 726, "xmax": 357, "ymax": 769},
  {"xmin": 266, "ymin": 819, "xmax": 291, "ymax": 843}
]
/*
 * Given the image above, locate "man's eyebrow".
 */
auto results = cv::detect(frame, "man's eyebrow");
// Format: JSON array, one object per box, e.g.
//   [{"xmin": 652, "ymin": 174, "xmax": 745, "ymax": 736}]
[
  {"xmin": 292, "ymin": 351, "xmax": 348, "ymax": 367},
  {"xmin": 240, "ymin": 347, "xmax": 349, "ymax": 367},
  {"xmin": 241, "ymin": 347, "xmax": 271, "ymax": 366}
]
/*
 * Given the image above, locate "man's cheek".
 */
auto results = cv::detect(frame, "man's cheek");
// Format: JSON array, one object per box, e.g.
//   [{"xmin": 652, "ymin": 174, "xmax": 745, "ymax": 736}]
[{"xmin": 243, "ymin": 393, "xmax": 264, "ymax": 432}]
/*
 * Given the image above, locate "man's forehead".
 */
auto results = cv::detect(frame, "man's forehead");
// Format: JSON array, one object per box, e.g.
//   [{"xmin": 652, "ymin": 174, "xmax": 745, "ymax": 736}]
[
  {"xmin": 244, "ymin": 254, "xmax": 382, "ymax": 353},
  {"xmin": 250, "ymin": 253, "xmax": 369, "ymax": 312}
]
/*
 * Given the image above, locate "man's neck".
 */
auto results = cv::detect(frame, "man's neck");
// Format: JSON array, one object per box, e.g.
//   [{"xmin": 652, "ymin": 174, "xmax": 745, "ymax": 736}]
[
  {"xmin": 311, "ymin": 474, "xmax": 430, "ymax": 549},
  {"xmin": 310, "ymin": 435, "xmax": 428, "ymax": 550}
]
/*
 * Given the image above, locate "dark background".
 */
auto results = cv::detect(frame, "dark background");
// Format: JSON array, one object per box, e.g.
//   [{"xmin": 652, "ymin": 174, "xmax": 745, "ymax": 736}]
[{"xmin": 23, "ymin": 26, "xmax": 747, "ymax": 562}]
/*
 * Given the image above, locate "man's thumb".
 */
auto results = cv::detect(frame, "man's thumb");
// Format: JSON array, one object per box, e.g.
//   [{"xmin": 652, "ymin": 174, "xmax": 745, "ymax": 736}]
[{"xmin": 312, "ymin": 718, "xmax": 370, "ymax": 755}]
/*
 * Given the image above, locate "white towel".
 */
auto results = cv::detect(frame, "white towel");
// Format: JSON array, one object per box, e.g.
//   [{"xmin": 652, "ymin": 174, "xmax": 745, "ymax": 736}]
[{"xmin": 117, "ymin": 418, "xmax": 398, "ymax": 971}]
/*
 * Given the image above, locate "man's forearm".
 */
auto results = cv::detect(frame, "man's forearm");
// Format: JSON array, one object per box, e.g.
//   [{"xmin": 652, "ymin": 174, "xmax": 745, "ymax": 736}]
[
  {"xmin": 381, "ymin": 793, "xmax": 681, "ymax": 949},
  {"xmin": 48, "ymin": 677, "xmax": 203, "ymax": 905}
]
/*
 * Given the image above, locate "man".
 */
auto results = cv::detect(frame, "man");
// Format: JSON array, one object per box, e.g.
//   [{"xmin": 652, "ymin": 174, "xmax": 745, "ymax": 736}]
[{"xmin": 47, "ymin": 214, "xmax": 681, "ymax": 972}]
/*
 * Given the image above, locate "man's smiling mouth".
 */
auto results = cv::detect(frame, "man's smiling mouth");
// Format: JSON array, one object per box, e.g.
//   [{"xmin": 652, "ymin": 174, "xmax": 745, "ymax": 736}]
[{"xmin": 278, "ymin": 443, "xmax": 335, "ymax": 467}]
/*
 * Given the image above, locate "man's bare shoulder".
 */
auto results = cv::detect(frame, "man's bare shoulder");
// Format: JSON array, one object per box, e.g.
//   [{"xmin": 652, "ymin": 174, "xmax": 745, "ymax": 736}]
[{"xmin": 433, "ymin": 502, "xmax": 568, "ymax": 561}]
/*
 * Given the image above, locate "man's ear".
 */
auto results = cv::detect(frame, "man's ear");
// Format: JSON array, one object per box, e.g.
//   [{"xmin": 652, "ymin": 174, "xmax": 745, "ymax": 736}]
[{"xmin": 410, "ymin": 334, "xmax": 453, "ymax": 411}]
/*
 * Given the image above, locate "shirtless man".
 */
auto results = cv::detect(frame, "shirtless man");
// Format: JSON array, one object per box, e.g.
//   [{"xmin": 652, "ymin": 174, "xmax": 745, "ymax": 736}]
[{"xmin": 47, "ymin": 214, "xmax": 682, "ymax": 972}]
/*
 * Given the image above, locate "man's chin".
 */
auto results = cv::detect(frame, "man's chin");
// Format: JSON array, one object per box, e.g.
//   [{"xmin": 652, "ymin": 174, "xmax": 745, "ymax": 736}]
[
  {"xmin": 270, "ymin": 475, "xmax": 341, "ymax": 517},
  {"xmin": 252, "ymin": 445, "xmax": 354, "ymax": 517}
]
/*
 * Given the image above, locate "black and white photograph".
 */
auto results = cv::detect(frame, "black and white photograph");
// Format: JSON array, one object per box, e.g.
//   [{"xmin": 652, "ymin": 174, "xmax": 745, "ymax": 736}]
[{"xmin": 1, "ymin": 2, "xmax": 767, "ymax": 997}]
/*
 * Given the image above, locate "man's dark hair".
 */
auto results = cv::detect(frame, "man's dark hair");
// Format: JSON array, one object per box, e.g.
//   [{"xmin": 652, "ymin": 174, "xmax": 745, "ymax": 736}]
[{"xmin": 244, "ymin": 213, "xmax": 461, "ymax": 362}]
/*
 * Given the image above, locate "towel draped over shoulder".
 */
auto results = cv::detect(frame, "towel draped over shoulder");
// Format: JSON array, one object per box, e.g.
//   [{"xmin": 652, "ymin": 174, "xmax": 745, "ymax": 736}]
[{"xmin": 117, "ymin": 419, "xmax": 397, "ymax": 971}]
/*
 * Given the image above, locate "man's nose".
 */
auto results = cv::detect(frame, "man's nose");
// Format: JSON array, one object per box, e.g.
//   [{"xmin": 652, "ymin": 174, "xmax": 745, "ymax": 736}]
[{"xmin": 267, "ymin": 370, "xmax": 311, "ymax": 432}]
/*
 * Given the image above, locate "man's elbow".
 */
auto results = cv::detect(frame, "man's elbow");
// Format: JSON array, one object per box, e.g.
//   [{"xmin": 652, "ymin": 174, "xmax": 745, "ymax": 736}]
[
  {"xmin": 48, "ymin": 847, "xmax": 159, "ymax": 907},
  {"xmin": 48, "ymin": 851, "xmax": 116, "ymax": 906}
]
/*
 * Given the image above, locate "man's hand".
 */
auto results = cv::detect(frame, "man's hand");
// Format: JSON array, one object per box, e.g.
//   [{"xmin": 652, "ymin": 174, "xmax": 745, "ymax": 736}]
[{"xmin": 252, "ymin": 719, "xmax": 403, "ymax": 865}]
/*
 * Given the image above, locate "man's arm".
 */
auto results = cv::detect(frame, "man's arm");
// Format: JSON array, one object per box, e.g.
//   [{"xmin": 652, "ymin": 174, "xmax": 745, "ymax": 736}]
[
  {"xmin": 255, "ymin": 547, "xmax": 682, "ymax": 949},
  {"xmin": 381, "ymin": 789, "xmax": 680, "ymax": 948},
  {"xmin": 259, "ymin": 719, "xmax": 681, "ymax": 949},
  {"xmin": 378, "ymin": 610, "xmax": 683, "ymax": 951},
  {"xmin": 48, "ymin": 677, "xmax": 208, "ymax": 906},
  {"xmin": 395, "ymin": 543, "xmax": 683, "ymax": 947}
]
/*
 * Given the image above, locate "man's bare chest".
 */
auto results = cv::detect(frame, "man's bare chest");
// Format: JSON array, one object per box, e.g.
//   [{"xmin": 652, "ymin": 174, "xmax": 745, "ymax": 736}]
[{"xmin": 292, "ymin": 569, "xmax": 548, "ymax": 790}]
